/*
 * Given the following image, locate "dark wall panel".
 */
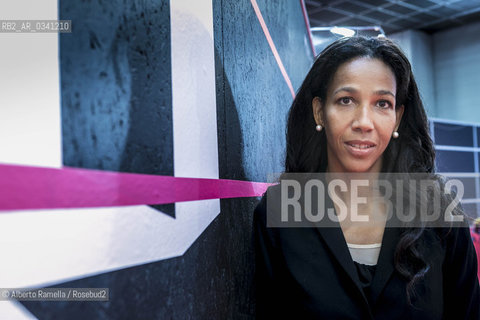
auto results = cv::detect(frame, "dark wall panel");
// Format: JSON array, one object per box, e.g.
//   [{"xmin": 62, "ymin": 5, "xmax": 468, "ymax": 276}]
[
  {"xmin": 60, "ymin": 0, "xmax": 173, "ymax": 175},
  {"xmin": 22, "ymin": 0, "xmax": 314, "ymax": 318},
  {"xmin": 59, "ymin": 0, "xmax": 174, "ymax": 216},
  {"xmin": 220, "ymin": 0, "xmax": 313, "ymax": 182}
]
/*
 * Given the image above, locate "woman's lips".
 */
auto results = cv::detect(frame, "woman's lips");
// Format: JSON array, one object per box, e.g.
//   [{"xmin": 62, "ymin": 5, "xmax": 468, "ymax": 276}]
[{"xmin": 344, "ymin": 141, "xmax": 376, "ymax": 157}]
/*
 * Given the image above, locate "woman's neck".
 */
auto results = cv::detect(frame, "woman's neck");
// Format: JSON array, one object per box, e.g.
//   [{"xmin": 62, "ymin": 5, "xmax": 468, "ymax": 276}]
[{"xmin": 325, "ymin": 169, "xmax": 387, "ymax": 228}]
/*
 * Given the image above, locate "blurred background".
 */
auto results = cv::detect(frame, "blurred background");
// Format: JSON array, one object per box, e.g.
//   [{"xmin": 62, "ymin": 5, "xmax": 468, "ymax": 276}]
[{"xmin": 0, "ymin": 0, "xmax": 479, "ymax": 318}]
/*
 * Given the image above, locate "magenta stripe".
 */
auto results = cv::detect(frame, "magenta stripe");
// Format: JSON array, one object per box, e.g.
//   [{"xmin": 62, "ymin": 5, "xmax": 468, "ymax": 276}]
[
  {"xmin": 300, "ymin": 0, "xmax": 316, "ymax": 58},
  {"xmin": 250, "ymin": 0, "xmax": 296, "ymax": 99},
  {"xmin": 0, "ymin": 163, "xmax": 274, "ymax": 211}
]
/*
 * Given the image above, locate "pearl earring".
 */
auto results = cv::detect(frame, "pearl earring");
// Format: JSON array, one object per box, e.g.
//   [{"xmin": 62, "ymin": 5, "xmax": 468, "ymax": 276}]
[
  {"xmin": 392, "ymin": 131, "xmax": 399, "ymax": 138},
  {"xmin": 316, "ymin": 124, "xmax": 323, "ymax": 132}
]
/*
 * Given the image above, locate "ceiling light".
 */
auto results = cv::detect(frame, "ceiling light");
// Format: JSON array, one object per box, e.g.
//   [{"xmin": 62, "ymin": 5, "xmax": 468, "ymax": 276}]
[{"xmin": 330, "ymin": 26, "xmax": 355, "ymax": 37}]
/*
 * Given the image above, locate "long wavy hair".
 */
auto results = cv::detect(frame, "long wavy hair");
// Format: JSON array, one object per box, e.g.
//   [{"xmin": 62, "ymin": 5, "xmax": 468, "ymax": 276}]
[{"xmin": 283, "ymin": 36, "xmax": 463, "ymax": 305}]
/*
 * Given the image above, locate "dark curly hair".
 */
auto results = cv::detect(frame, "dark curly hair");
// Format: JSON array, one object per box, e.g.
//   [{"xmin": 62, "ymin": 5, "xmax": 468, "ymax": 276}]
[{"xmin": 283, "ymin": 36, "xmax": 464, "ymax": 305}]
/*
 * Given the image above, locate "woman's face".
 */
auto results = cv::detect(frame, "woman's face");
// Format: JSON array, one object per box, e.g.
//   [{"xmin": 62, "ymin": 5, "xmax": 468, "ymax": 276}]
[{"xmin": 312, "ymin": 57, "xmax": 404, "ymax": 173}]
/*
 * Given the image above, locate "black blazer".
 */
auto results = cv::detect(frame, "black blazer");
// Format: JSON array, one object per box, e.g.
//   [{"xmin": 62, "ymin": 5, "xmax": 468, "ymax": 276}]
[{"xmin": 254, "ymin": 184, "xmax": 480, "ymax": 319}]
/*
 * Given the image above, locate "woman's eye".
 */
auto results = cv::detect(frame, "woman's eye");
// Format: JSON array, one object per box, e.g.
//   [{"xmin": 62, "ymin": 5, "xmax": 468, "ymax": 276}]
[
  {"xmin": 339, "ymin": 97, "xmax": 352, "ymax": 105},
  {"xmin": 377, "ymin": 100, "xmax": 392, "ymax": 109}
]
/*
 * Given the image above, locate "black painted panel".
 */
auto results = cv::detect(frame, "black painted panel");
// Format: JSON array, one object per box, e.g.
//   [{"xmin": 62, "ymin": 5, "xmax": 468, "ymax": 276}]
[{"xmin": 58, "ymin": 0, "xmax": 174, "ymax": 217}]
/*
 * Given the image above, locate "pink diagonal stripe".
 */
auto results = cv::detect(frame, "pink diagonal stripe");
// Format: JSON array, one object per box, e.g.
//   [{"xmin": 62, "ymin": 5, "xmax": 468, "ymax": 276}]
[
  {"xmin": 0, "ymin": 163, "xmax": 274, "ymax": 211},
  {"xmin": 250, "ymin": 0, "xmax": 296, "ymax": 99},
  {"xmin": 300, "ymin": 0, "xmax": 316, "ymax": 57}
]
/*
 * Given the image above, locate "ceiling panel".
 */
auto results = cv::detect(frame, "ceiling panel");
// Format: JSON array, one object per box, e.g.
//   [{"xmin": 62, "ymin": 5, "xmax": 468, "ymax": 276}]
[
  {"xmin": 388, "ymin": 17, "xmax": 420, "ymax": 28},
  {"xmin": 310, "ymin": 8, "xmax": 349, "ymax": 24},
  {"xmin": 305, "ymin": 0, "xmax": 480, "ymax": 35},
  {"xmin": 430, "ymin": 6, "xmax": 461, "ymax": 16},
  {"xmin": 383, "ymin": 3, "xmax": 416, "ymax": 15},
  {"xmin": 352, "ymin": 0, "xmax": 389, "ymax": 6},
  {"xmin": 338, "ymin": 2, "xmax": 371, "ymax": 13},
  {"xmin": 365, "ymin": 10, "xmax": 398, "ymax": 21},
  {"xmin": 339, "ymin": 17, "xmax": 377, "ymax": 26},
  {"xmin": 449, "ymin": 0, "xmax": 480, "ymax": 10},
  {"xmin": 410, "ymin": 12, "xmax": 440, "ymax": 21},
  {"xmin": 401, "ymin": 0, "xmax": 438, "ymax": 9}
]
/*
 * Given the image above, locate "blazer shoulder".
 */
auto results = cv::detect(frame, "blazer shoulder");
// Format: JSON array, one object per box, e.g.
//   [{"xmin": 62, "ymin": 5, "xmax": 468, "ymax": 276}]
[
  {"xmin": 253, "ymin": 183, "xmax": 282, "ymax": 221},
  {"xmin": 253, "ymin": 184, "xmax": 283, "ymax": 246},
  {"xmin": 441, "ymin": 223, "xmax": 480, "ymax": 319}
]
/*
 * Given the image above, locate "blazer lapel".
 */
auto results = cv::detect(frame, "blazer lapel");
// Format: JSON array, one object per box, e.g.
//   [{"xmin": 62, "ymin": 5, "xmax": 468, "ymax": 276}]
[
  {"xmin": 314, "ymin": 193, "xmax": 371, "ymax": 309},
  {"xmin": 315, "ymin": 227, "xmax": 369, "ymax": 299},
  {"xmin": 314, "ymin": 189, "xmax": 403, "ymax": 311},
  {"xmin": 370, "ymin": 221, "xmax": 403, "ymax": 306}
]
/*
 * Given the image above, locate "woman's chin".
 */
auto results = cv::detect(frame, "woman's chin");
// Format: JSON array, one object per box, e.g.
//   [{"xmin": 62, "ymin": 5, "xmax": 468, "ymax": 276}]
[{"xmin": 343, "ymin": 163, "xmax": 376, "ymax": 173}]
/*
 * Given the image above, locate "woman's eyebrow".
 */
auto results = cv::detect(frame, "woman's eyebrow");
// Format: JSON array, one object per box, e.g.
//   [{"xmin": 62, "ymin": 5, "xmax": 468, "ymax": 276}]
[
  {"xmin": 374, "ymin": 89, "xmax": 396, "ymax": 98},
  {"xmin": 333, "ymin": 87, "xmax": 357, "ymax": 95},
  {"xmin": 333, "ymin": 87, "xmax": 395, "ymax": 98}
]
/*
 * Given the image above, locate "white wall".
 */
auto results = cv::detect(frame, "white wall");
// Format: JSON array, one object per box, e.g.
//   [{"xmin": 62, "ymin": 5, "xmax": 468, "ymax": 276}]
[
  {"xmin": 433, "ymin": 21, "xmax": 480, "ymax": 122},
  {"xmin": 389, "ymin": 29, "xmax": 436, "ymax": 117},
  {"xmin": 0, "ymin": 0, "xmax": 61, "ymax": 168},
  {"xmin": 391, "ymin": 22, "xmax": 480, "ymax": 123}
]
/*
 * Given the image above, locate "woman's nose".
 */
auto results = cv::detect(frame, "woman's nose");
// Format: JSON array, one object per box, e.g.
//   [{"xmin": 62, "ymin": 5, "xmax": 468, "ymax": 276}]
[{"xmin": 351, "ymin": 104, "xmax": 374, "ymax": 132}]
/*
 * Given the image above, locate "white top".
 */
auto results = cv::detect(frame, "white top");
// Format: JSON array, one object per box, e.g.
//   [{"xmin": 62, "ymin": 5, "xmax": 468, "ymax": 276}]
[{"xmin": 346, "ymin": 242, "xmax": 382, "ymax": 266}]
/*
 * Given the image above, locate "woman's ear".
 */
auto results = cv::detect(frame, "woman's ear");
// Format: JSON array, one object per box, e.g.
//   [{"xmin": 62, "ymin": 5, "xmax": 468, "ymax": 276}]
[
  {"xmin": 395, "ymin": 105, "xmax": 405, "ymax": 131},
  {"xmin": 312, "ymin": 97, "xmax": 324, "ymax": 126}
]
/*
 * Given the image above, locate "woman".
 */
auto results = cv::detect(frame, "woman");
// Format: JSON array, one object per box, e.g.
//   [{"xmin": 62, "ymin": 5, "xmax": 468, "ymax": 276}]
[{"xmin": 253, "ymin": 36, "xmax": 480, "ymax": 319}]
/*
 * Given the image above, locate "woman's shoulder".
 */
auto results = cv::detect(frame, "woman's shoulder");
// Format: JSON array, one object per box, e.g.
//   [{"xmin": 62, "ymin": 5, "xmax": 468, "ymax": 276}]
[
  {"xmin": 253, "ymin": 184, "xmax": 285, "ymax": 250},
  {"xmin": 425, "ymin": 221, "xmax": 475, "ymax": 263},
  {"xmin": 253, "ymin": 183, "xmax": 282, "ymax": 225}
]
